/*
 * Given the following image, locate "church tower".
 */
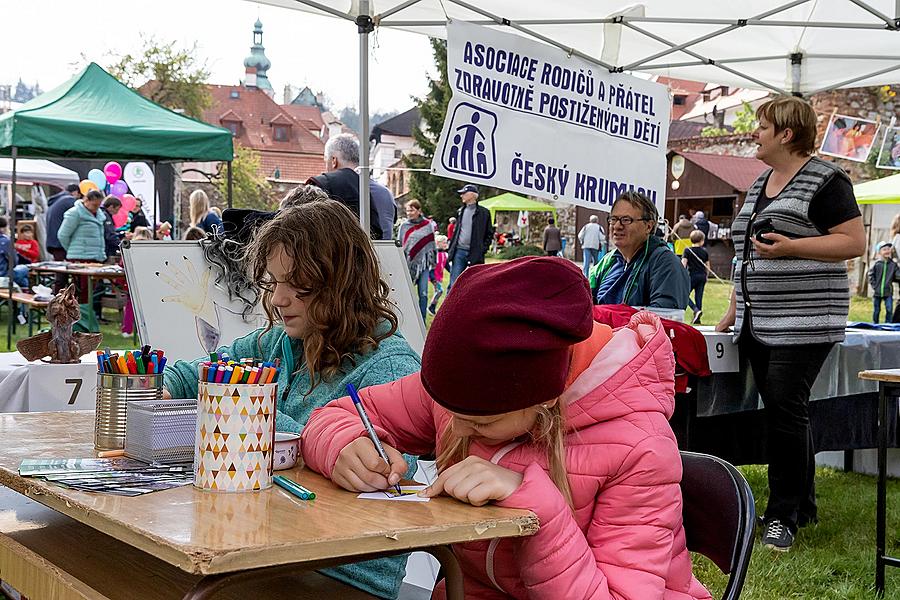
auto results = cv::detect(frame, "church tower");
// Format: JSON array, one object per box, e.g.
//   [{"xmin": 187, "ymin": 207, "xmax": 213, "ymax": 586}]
[{"xmin": 243, "ymin": 19, "xmax": 274, "ymax": 97}]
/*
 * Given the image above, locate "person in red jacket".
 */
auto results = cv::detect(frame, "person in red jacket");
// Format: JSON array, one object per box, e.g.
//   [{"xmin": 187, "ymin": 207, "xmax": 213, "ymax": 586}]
[
  {"xmin": 302, "ymin": 256, "xmax": 711, "ymax": 600},
  {"xmin": 14, "ymin": 224, "xmax": 40, "ymax": 263}
]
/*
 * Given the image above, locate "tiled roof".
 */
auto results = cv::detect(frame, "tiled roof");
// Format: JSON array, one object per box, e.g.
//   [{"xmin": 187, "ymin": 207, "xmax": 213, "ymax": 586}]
[
  {"xmin": 282, "ymin": 104, "xmax": 325, "ymax": 133},
  {"xmin": 678, "ymin": 151, "xmax": 767, "ymax": 191},
  {"xmin": 668, "ymin": 121, "xmax": 708, "ymax": 140},
  {"xmin": 259, "ymin": 150, "xmax": 324, "ymax": 183},
  {"xmin": 371, "ymin": 107, "xmax": 419, "ymax": 140},
  {"xmin": 203, "ymin": 85, "xmax": 324, "ymax": 155}
]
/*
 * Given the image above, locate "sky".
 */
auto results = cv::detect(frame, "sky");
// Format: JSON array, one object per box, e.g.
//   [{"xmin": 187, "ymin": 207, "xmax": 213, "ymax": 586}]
[{"xmin": 1, "ymin": 0, "xmax": 437, "ymax": 113}]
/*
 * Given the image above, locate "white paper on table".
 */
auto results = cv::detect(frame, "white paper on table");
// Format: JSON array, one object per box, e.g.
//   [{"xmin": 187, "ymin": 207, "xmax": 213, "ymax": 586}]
[{"xmin": 357, "ymin": 485, "xmax": 430, "ymax": 502}]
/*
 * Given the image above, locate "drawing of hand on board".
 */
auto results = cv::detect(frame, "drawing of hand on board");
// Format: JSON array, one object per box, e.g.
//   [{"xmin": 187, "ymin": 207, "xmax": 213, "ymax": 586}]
[{"xmin": 156, "ymin": 256, "xmax": 222, "ymax": 353}]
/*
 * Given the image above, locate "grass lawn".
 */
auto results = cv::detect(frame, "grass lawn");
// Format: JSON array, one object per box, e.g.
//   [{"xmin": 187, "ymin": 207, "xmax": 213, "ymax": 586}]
[{"xmin": 696, "ymin": 465, "xmax": 900, "ymax": 599}]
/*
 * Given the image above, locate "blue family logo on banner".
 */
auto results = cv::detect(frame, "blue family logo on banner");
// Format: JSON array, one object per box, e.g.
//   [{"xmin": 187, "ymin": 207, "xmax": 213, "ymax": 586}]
[{"xmin": 433, "ymin": 20, "xmax": 670, "ymax": 215}]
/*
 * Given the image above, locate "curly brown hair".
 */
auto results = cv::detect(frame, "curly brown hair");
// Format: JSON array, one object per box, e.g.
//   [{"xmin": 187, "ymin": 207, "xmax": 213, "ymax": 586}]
[{"xmin": 243, "ymin": 200, "xmax": 399, "ymax": 388}]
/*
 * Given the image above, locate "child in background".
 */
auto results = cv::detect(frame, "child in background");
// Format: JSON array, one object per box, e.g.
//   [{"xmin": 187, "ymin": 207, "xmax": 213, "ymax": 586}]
[
  {"xmin": 303, "ymin": 256, "xmax": 712, "ymax": 600},
  {"xmin": 428, "ymin": 234, "xmax": 449, "ymax": 315},
  {"xmin": 14, "ymin": 224, "xmax": 40, "ymax": 264},
  {"xmin": 682, "ymin": 230, "xmax": 710, "ymax": 325},
  {"xmin": 182, "ymin": 226, "xmax": 206, "ymax": 241},
  {"xmin": 869, "ymin": 241, "xmax": 899, "ymax": 323},
  {"xmin": 120, "ymin": 227, "xmax": 154, "ymax": 337},
  {"xmin": 157, "ymin": 222, "xmax": 172, "ymax": 241}
]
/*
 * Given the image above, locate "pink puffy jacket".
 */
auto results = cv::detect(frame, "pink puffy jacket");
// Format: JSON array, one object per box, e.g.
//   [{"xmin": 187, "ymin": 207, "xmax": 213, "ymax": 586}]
[{"xmin": 302, "ymin": 312, "xmax": 712, "ymax": 600}]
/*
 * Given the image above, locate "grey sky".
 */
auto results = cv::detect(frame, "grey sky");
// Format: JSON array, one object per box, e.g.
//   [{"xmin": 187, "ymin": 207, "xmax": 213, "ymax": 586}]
[{"xmin": 1, "ymin": 0, "xmax": 436, "ymax": 113}]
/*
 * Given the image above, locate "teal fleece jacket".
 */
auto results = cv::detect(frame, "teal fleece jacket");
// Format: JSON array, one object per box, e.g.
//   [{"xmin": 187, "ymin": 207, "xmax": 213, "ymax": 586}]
[
  {"xmin": 57, "ymin": 200, "xmax": 107, "ymax": 261},
  {"xmin": 164, "ymin": 324, "xmax": 421, "ymax": 599}
]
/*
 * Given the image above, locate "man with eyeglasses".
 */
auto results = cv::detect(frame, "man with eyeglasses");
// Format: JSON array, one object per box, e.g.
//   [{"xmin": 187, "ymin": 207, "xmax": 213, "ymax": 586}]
[{"xmin": 589, "ymin": 191, "xmax": 689, "ymax": 310}]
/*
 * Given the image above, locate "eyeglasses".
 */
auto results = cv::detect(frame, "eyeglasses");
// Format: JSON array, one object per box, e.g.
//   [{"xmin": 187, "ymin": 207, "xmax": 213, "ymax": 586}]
[{"xmin": 607, "ymin": 216, "xmax": 650, "ymax": 226}]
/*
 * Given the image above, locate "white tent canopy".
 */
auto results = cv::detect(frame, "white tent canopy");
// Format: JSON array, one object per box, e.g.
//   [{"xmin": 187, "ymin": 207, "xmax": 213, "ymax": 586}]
[
  {"xmin": 253, "ymin": 0, "xmax": 900, "ymax": 231},
  {"xmin": 256, "ymin": 0, "xmax": 900, "ymax": 95},
  {"xmin": 0, "ymin": 157, "xmax": 78, "ymax": 188}
]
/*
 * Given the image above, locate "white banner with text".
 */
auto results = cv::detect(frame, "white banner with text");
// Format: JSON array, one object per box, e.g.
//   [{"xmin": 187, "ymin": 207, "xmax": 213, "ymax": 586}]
[{"xmin": 432, "ymin": 21, "xmax": 670, "ymax": 214}]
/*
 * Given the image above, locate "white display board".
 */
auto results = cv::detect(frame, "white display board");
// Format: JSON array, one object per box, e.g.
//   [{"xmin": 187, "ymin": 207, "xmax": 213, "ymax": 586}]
[
  {"xmin": 122, "ymin": 240, "xmax": 425, "ymax": 364},
  {"xmin": 28, "ymin": 362, "xmax": 97, "ymax": 412},
  {"xmin": 696, "ymin": 327, "xmax": 739, "ymax": 373}
]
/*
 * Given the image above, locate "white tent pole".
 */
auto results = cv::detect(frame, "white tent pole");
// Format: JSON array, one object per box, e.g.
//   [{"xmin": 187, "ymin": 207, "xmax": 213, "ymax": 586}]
[
  {"xmin": 382, "ymin": 16, "xmax": 891, "ymax": 29},
  {"xmin": 622, "ymin": 0, "xmax": 811, "ymax": 71},
  {"xmin": 806, "ymin": 61, "xmax": 900, "ymax": 95},
  {"xmin": 375, "ymin": 0, "xmax": 425, "ymax": 21},
  {"xmin": 291, "ymin": 0, "xmax": 356, "ymax": 21},
  {"xmin": 791, "ymin": 52, "xmax": 803, "ymax": 95},
  {"xmin": 444, "ymin": 0, "xmax": 615, "ymax": 70},
  {"xmin": 621, "ymin": 21, "xmax": 789, "ymax": 94},
  {"xmin": 847, "ymin": 0, "xmax": 897, "ymax": 28},
  {"xmin": 7, "ymin": 146, "xmax": 16, "ymax": 350},
  {"xmin": 358, "ymin": 0, "xmax": 373, "ymax": 235},
  {"xmin": 645, "ymin": 55, "xmax": 789, "ymax": 69}
]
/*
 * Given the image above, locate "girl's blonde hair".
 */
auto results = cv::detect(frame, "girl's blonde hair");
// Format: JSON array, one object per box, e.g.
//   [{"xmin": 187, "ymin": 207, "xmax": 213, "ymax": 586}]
[
  {"xmin": 189, "ymin": 189, "xmax": 210, "ymax": 227},
  {"xmin": 132, "ymin": 226, "xmax": 153, "ymax": 240},
  {"xmin": 243, "ymin": 200, "xmax": 399, "ymax": 389},
  {"xmin": 435, "ymin": 401, "xmax": 573, "ymax": 508}
]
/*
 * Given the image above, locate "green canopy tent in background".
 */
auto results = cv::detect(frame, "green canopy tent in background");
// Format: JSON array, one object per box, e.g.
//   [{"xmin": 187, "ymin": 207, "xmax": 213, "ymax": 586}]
[
  {"xmin": 853, "ymin": 174, "xmax": 900, "ymax": 295},
  {"xmin": 479, "ymin": 192, "xmax": 557, "ymax": 224},
  {"xmin": 0, "ymin": 62, "xmax": 234, "ymax": 345}
]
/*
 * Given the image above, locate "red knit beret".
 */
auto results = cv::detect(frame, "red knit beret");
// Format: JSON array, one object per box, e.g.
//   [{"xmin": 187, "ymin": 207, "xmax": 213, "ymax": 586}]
[{"xmin": 421, "ymin": 256, "xmax": 594, "ymax": 416}]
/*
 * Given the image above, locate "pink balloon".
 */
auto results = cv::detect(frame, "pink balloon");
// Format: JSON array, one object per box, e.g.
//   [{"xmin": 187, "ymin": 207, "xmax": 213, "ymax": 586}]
[
  {"xmin": 104, "ymin": 161, "xmax": 123, "ymax": 184},
  {"xmin": 110, "ymin": 180, "xmax": 128, "ymax": 198},
  {"xmin": 120, "ymin": 194, "xmax": 136, "ymax": 214},
  {"xmin": 112, "ymin": 208, "xmax": 129, "ymax": 229}
]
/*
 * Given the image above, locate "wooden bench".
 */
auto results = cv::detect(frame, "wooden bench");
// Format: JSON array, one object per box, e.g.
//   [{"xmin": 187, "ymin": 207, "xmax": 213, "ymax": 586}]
[{"xmin": 0, "ymin": 289, "xmax": 49, "ymax": 337}]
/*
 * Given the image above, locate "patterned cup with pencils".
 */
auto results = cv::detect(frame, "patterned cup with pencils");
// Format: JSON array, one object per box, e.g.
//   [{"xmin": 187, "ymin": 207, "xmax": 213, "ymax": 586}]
[{"xmin": 193, "ymin": 379, "xmax": 278, "ymax": 492}]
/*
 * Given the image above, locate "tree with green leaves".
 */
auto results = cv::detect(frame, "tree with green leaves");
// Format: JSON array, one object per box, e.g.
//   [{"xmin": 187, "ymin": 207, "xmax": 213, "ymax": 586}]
[
  {"xmin": 215, "ymin": 145, "xmax": 273, "ymax": 211},
  {"xmin": 108, "ymin": 36, "xmax": 212, "ymax": 119},
  {"xmin": 405, "ymin": 39, "xmax": 500, "ymax": 229}
]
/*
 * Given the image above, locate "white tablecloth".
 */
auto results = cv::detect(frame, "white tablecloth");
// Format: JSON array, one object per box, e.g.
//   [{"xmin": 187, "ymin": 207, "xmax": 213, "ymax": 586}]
[{"xmin": 0, "ymin": 352, "xmax": 97, "ymax": 412}]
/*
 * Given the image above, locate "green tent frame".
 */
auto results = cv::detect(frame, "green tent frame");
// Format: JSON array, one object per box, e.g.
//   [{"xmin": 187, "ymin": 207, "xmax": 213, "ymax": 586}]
[
  {"xmin": 0, "ymin": 63, "xmax": 234, "ymax": 348},
  {"xmin": 479, "ymin": 192, "xmax": 557, "ymax": 224}
]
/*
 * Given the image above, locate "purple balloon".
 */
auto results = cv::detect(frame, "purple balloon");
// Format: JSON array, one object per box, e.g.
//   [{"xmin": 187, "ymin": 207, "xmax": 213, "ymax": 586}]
[{"xmin": 110, "ymin": 180, "xmax": 128, "ymax": 198}]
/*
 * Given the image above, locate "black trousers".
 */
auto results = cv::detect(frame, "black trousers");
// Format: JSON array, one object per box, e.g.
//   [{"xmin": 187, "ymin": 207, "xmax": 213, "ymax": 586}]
[{"xmin": 739, "ymin": 334, "xmax": 834, "ymax": 532}]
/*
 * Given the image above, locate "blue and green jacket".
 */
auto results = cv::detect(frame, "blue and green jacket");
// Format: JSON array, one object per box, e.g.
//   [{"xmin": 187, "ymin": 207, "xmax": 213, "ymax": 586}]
[{"xmin": 164, "ymin": 323, "xmax": 421, "ymax": 599}]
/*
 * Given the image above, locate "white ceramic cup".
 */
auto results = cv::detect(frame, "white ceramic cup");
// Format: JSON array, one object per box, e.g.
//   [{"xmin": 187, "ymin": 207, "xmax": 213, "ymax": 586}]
[{"xmin": 273, "ymin": 432, "xmax": 301, "ymax": 470}]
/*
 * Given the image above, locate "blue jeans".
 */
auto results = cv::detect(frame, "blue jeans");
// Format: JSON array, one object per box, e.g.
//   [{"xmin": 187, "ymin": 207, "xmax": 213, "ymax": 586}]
[
  {"xmin": 874, "ymin": 296, "xmax": 893, "ymax": 324},
  {"xmin": 582, "ymin": 248, "xmax": 599, "ymax": 278},
  {"xmin": 11, "ymin": 265, "xmax": 28, "ymax": 289},
  {"xmin": 414, "ymin": 269, "xmax": 429, "ymax": 324},
  {"xmin": 448, "ymin": 247, "xmax": 470, "ymax": 292}
]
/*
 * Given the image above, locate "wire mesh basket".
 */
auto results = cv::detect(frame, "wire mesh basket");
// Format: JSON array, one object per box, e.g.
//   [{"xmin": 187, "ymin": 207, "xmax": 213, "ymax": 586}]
[
  {"xmin": 125, "ymin": 399, "xmax": 197, "ymax": 464},
  {"xmin": 94, "ymin": 373, "xmax": 164, "ymax": 451}
]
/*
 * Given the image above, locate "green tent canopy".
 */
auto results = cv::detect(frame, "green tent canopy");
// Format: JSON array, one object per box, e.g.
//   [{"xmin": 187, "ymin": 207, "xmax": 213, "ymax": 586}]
[
  {"xmin": 479, "ymin": 192, "xmax": 557, "ymax": 224},
  {"xmin": 0, "ymin": 63, "xmax": 233, "ymax": 161},
  {"xmin": 855, "ymin": 173, "xmax": 900, "ymax": 205}
]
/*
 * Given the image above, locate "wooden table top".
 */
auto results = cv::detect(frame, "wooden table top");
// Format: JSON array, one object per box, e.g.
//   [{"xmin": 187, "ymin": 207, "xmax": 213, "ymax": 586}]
[
  {"xmin": 859, "ymin": 369, "xmax": 900, "ymax": 383},
  {"xmin": 0, "ymin": 412, "xmax": 538, "ymax": 576}
]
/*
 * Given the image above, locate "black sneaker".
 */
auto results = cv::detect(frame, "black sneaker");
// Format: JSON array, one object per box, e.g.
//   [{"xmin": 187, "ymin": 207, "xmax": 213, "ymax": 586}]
[
  {"xmin": 427, "ymin": 304, "xmax": 437, "ymax": 316},
  {"xmin": 691, "ymin": 309, "xmax": 703, "ymax": 325},
  {"xmin": 762, "ymin": 518, "xmax": 794, "ymax": 552}
]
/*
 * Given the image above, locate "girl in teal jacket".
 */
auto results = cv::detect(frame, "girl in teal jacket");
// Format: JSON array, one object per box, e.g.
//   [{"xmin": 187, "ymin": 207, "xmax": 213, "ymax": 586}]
[{"xmin": 164, "ymin": 191, "xmax": 421, "ymax": 599}]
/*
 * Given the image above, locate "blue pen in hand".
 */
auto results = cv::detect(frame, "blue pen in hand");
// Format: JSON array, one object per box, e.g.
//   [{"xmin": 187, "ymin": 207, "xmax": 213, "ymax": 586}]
[{"xmin": 346, "ymin": 383, "xmax": 402, "ymax": 496}]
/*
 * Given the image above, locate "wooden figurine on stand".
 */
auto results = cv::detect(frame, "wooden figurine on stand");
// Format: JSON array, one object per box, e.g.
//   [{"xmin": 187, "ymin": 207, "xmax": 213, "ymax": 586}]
[{"xmin": 16, "ymin": 284, "xmax": 103, "ymax": 363}]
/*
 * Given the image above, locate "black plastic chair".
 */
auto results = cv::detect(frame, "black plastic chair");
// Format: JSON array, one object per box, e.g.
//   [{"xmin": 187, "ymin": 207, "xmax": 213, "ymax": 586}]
[{"xmin": 680, "ymin": 451, "xmax": 755, "ymax": 600}]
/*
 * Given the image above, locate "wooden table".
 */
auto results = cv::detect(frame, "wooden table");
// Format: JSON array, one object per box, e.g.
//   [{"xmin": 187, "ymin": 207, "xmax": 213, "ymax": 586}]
[
  {"xmin": 0, "ymin": 411, "xmax": 538, "ymax": 599},
  {"xmin": 858, "ymin": 368, "xmax": 900, "ymax": 596}
]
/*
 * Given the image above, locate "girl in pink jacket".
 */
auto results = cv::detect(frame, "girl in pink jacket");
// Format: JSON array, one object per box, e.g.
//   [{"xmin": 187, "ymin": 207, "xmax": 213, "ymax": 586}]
[{"xmin": 302, "ymin": 256, "xmax": 711, "ymax": 600}]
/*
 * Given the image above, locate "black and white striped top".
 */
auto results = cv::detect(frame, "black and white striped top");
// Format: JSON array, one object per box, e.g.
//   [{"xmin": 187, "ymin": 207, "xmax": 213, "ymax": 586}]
[{"xmin": 733, "ymin": 157, "xmax": 851, "ymax": 346}]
